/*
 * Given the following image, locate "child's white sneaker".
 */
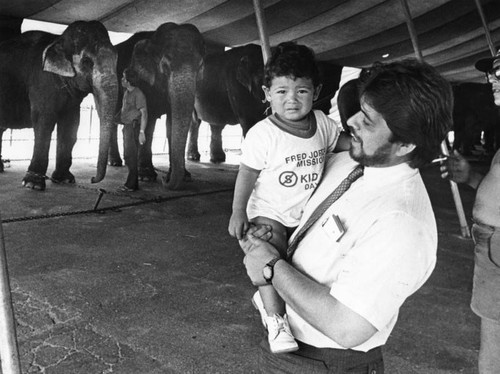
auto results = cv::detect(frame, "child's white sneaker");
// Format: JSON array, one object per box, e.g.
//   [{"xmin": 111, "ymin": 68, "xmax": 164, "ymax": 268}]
[
  {"xmin": 252, "ymin": 291, "xmax": 298, "ymax": 353},
  {"xmin": 265, "ymin": 313, "xmax": 299, "ymax": 354}
]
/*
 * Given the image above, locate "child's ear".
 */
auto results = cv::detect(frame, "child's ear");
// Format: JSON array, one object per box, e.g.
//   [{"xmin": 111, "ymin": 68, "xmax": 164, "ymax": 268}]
[
  {"xmin": 262, "ymin": 85, "xmax": 271, "ymax": 102},
  {"xmin": 313, "ymin": 84, "xmax": 323, "ymax": 101}
]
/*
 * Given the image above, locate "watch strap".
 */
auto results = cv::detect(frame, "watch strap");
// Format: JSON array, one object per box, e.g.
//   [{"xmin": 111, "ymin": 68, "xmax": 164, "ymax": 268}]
[{"xmin": 264, "ymin": 257, "xmax": 281, "ymax": 284}]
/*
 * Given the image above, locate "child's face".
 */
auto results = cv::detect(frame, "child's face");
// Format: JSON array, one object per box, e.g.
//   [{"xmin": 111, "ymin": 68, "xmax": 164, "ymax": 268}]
[{"xmin": 263, "ymin": 76, "xmax": 321, "ymax": 122}]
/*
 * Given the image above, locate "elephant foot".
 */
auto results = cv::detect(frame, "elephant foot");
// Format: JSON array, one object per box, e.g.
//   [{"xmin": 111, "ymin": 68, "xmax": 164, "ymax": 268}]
[
  {"xmin": 187, "ymin": 151, "xmax": 201, "ymax": 162},
  {"xmin": 161, "ymin": 169, "xmax": 192, "ymax": 190},
  {"xmin": 0, "ymin": 161, "xmax": 3, "ymax": 173},
  {"xmin": 109, "ymin": 159, "xmax": 123, "ymax": 167},
  {"xmin": 108, "ymin": 150, "xmax": 123, "ymax": 166},
  {"xmin": 210, "ymin": 147, "xmax": 226, "ymax": 164},
  {"xmin": 22, "ymin": 171, "xmax": 47, "ymax": 191},
  {"xmin": 210, "ymin": 152, "xmax": 226, "ymax": 164},
  {"xmin": 51, "ymin": 170, "xmax": 76, "ymax": 184},
  {"xmin": 139, "ymin": 166, "xmax": 157, "ymax": 182}
]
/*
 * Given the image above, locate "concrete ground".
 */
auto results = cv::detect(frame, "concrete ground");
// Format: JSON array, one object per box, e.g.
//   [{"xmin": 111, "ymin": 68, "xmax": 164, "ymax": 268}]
[{"xmin": 0, "ymin": 150, "xmax": 486, "ymax": 374}]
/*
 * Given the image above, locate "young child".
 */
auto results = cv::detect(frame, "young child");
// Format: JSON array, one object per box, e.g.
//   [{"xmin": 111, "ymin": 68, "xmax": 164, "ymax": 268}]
[{"xmin": 228, "ymin": 42, "xmax": 350, "ymax": 353}]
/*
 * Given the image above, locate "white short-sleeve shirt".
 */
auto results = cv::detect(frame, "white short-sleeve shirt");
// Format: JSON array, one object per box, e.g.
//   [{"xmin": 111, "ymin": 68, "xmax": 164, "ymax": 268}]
[
  {"xmin": 288, "ymin": 152, "xmax": 437, "ymax": 351},
  {"xmin": 241, "ymin": 110, "xmax": 339, "ymax": 227}
]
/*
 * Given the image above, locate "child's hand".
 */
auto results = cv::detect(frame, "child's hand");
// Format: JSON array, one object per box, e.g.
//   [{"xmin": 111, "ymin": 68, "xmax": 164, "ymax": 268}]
[{"xmin": 228, "ymin": 210, "xmax": 250, "ymax": 240}]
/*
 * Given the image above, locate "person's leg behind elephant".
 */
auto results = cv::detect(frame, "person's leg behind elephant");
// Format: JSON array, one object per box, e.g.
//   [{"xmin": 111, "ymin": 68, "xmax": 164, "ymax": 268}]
[{"xmin": 121, "ymin": 120, "xmax": 140, "ymax": 191}]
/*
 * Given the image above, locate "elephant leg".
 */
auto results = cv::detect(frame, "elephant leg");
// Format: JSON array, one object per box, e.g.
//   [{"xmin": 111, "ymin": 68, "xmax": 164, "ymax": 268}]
[
  {"xmin": 0, "ymin": 128, "xmax": 4, "ymax": 173},
  {"xmin": 108, "ymin": 123, "xmax": 123, "ymax": 166},
  {"xmin": 138, "ymin": 117, "xmax": 157, "ymax": 182},
  {"xmin": 186, "ymin": 112, "xmax": 201, "ymax": 161},
  {"xmin": 23, "ymin": 116, "xmax": 57, "ymax": 190},
  {"xmin": 209, "ymin": 124, "xmax": 226, "ymax": 163},
  {"xmin": 51, "ymin": 107, "xmax": 79, "ymax": 184}
]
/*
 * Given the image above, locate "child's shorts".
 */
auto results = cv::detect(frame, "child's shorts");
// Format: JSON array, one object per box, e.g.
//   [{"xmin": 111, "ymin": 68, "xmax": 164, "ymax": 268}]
[{"xmin": 471, "ymin": 222, "xmax": 500, "ymax": 322}]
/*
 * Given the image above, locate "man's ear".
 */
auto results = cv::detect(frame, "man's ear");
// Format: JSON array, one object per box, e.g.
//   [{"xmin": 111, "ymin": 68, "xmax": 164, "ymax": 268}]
[
  {"xmin": 262, "ymin": 85, "xmax": 271, "ymax": 102},
  {"xmin": 396, "ymin": 143, "xmax": 416, "ymax": 157},
  {"xmin": 313, "ymin": 84, "xmax": 323, "ymax": 101}
]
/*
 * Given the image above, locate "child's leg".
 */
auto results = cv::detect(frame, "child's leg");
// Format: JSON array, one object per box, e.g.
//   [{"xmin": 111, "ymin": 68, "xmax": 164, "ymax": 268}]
[
  {"xmin": 251, "ymin": 216, "xmax": 288, "ymax": 317},
  {"xmin": 251, "ymin": 216, "xmax": 298, "ymax": 353}
]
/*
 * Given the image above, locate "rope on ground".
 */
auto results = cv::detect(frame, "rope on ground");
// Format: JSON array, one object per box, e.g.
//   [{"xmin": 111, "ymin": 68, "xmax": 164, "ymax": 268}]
[{"xmin": 1, "ymin": 185, "xmax": 233, "ymax": 224}]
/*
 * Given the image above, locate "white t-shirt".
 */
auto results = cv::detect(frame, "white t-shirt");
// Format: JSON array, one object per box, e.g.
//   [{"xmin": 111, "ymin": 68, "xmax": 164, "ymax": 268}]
[
  {"xmin": 288, "ymin": 152, "xmax": 437, "ymax": 351},
  {"xmin": 240, "ymin": 110, "xmax": 340, "ymax": 227}
]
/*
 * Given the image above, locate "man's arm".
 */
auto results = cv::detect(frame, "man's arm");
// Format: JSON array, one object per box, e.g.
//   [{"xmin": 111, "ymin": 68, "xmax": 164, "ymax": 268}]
[
  {"xmin": 138, "ymin": 106, "xmax": 147, "ymax": 145},
  {"xmin": 241, "ymin": 235, "xmax": 377, "ymax": 348}
]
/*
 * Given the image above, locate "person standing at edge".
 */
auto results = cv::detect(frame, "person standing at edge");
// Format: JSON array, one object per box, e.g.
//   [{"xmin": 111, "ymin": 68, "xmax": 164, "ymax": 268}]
[
  {"xmin": 441, "ymin": 49, "xmax": 500, "ymax": 374},
  {"xmin": 240, "ymin": 59, "xmax": 453, "ymax": 373},
  {"xmin": 119, "ymin": 67, "xmax": 147, "ymax": 192}
]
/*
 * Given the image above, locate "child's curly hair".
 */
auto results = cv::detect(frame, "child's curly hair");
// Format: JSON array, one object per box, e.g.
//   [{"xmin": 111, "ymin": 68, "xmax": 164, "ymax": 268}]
[{"xmin": 264, "ymin": 41, "xmax": 320, "ymax": 88}]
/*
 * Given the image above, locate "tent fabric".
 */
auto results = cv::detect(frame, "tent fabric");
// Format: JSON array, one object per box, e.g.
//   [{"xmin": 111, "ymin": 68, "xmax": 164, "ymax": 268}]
[{"xmin": 1, "ymin": 0, "xmax": 499, "ymax": 83}]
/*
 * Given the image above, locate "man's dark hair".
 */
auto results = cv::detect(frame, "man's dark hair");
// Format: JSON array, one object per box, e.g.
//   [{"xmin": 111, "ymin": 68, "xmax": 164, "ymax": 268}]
[
  {"xmin": 123, "ymin": 68, "xmax": 140, "ymax": 87},
  {"xmin": 264, "ymin": 41, "xmax": 320, "ymax": 88},
  {"xmin": 358, "ymin": 59, "xmax": 453, "ymax": 168}
]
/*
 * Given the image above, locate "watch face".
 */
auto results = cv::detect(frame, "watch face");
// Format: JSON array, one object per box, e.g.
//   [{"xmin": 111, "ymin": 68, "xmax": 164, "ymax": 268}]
[{"xmin": 263, "ymin": 266, "xmax": 273, "ymax": 281}]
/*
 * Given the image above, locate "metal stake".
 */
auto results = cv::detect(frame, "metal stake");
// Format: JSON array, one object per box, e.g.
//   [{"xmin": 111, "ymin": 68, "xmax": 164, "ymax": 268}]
[{"xmin": 93, "ymin": 188, "xmax": 106, "ymax": 211}]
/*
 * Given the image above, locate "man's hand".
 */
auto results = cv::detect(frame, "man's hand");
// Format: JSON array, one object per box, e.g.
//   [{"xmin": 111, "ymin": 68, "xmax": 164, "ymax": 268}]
[
  {"xmin": 240, "ymin": 234, "xmax": 281, "ymax": 286},
  {"xmin": 440, "ymin": 150, "xmax": 471, "ymax": 184},
  {"xmin": 239, "ymin": 225, "xmax": 273, "ymax": 254}
]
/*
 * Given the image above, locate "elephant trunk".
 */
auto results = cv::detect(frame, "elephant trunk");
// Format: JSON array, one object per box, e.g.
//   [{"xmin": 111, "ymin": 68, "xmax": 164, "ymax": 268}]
[
  {"xmin": 91, "ymin": 49, "xmax": 119, "ymax": 183},
  {"xmin": 167, "ymin": 65, "xmax": 197, "ymax": 190}
]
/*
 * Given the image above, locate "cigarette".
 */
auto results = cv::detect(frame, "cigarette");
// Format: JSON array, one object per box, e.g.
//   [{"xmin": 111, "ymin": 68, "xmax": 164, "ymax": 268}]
[{"xmin": 431, "ymin": 157, "xmax": 448, "ymax": 164}]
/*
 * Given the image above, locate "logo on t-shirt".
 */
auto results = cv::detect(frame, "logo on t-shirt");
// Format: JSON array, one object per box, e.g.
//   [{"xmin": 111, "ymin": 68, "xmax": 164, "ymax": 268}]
[{"xmin": 279, "ymin": 171, "xmax": 298, "ymax": 187}]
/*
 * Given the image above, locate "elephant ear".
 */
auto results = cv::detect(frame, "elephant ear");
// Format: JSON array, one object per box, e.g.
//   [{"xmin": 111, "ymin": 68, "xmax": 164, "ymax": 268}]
[
  {"xmin": 130, "ymin": 39, "xmax": 156, "ymax": 86},
  {"xmin": 236, "ymin": 54, "xmax": 264, "ymax": 102},
  {"xmin": 42, "ymin": 39, "xmax": 75, "ymax": 77}
]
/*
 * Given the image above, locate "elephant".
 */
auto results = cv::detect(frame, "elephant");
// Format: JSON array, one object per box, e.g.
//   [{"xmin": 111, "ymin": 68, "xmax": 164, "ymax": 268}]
[
  {"xmin": 186, "ymin": 45, "xmax": 343, "ymax": 163},
  {"xmin": 0, "ymin": 20, "xmax": 119, "ymax": 190},
  {"xmin": 108, "ymin": 23, "xmax": 205, "ymax": 190},
  {"xmin": 186, "ymin": 44, "xmax": 266, "ymax": 163},
  {"xmin": 337, "ymin": 78, "xmax": 360, "ymax": 133},
  {"xmin": 452, "ymin": 82, "xmax": 500, "ymax": 156}
]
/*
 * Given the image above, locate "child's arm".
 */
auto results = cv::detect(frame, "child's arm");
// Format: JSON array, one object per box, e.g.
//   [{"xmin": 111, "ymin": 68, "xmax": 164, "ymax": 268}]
[
  {"xmin": 334, "ymin": 131, "xmax": 351, "ymax": 152},
  {"xmin": 228, "ymin": 164, "xmax": 260, "ymax": 240}
]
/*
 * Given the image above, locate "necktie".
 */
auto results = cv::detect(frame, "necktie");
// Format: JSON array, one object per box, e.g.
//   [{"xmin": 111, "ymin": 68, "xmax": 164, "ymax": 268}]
[{"xmin": 286, "ymin": 165, "xmax": 364, "ymax": 260}]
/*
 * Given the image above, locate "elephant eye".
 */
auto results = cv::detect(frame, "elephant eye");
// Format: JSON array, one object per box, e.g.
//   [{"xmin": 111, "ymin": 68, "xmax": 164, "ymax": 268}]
[{"xmin": 80, "ymin": 56, "xmax": 94, "ymax": 72}]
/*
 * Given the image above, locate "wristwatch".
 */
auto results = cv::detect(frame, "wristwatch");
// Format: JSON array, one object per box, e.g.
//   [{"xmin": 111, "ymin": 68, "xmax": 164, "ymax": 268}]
[{"xmin": 263, "ymin": 257, "xmax": 281, "ymax": 284}]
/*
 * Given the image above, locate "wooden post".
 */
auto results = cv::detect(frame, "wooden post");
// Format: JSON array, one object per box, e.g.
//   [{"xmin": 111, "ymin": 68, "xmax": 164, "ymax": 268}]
[
  {"xmin": 399, "ymin": 0, "xmax": 423, "ymax": 62},
  {"xmin": 474, "ymin": 0, "xmax": 496, "ymax": 56},
  {"xmin": 0, "ymin": 212, "xmax": 22, "ymax": 374},
  {"xmin": 252, "ymin": 0, "xmax": 271, "ymax": 64},
  {"xmin": 399, "ymin": 0, "xmax": 470, "ymax": 238}
]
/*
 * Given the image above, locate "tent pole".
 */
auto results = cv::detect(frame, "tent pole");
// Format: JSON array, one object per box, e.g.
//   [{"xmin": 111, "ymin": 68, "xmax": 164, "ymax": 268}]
[
  {"xmin": 399, "ymin": 0, "xmax": 470, "ymax": 238},
  {"xmin": 252, "ymin": 0, "xmax": 271, "ymax": 63},
  {"xmin": 0, "ymin": 212, "xmax": 22, "ymax": 374},
  {"xmin": 474, "ymin": 0, "xmax": 496, "ymax": 56},
  {"xmin": 399, "ymin": 0, "xmax": 423, "ymax": 62}
]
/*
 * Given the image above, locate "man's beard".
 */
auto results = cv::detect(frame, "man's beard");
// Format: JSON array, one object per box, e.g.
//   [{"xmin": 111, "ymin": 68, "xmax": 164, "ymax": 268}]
[{"xmin": 349, "ymin": 140, "xmax": 395, "ymax": 167}]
